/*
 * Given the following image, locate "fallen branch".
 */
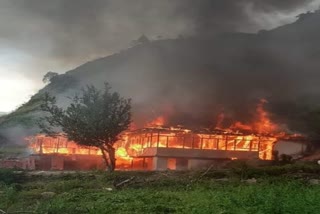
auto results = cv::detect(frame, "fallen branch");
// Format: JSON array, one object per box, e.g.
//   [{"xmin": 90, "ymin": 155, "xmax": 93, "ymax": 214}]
[
  {"xmin": 186, "ymin": 164, "xmax": 215, "ymax": 189},
  {"xmin": 199, "ymin": 164, "xmax": 215, "ymax": 179},
  {"xmin": 113, "ymin": 176, "xmax": 136, "ymax": 189},
  {"xmin": 158, "ymin": 171, "xmax": 170, "ymax": 178}
]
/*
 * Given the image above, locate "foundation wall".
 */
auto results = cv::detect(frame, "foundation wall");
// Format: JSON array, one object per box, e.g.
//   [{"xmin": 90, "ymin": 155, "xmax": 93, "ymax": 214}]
[
  {"xmin": 51, "ymin": 156, "xmax": 64, "ymax": 170},
  {"xmin": 139, "ymin": 148, "xmax": 259, "ymax": 159},
  {"xmin": 0, "ymin": 157, "xmax": 36, "ymax": 170},
  {"xmin": 153, "ymin": 157, "xmax": 168, "ymax": 171},
  {"xmin": 33, "ymin": 154, "xmax": 104, "ymax": 170},
  {"xmin": 144, "ymin": 157, "xmax": 229, "ymax": 171}
]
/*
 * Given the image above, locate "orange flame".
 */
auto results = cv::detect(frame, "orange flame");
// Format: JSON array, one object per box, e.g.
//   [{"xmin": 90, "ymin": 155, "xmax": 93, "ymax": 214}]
[
  {"xmin": 230, "ymin": 99, "xmax": 278, "ymax": 134},
  {"xmin": 25, "ymin": 100, "xmax": 286, "ymax": 170},
  {"xmin": 254, "ymin": 99, "xmax": 277, "ymax": 134},
  {"xmin": 146, "ymin": 116, "xmax": 166, "ymax": 127}
]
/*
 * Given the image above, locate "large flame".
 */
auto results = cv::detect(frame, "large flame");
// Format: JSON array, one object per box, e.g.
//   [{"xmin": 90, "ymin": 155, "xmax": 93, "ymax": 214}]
[
  {"xmin": 229, "ymin": 99, "xmax": 278, "ymax": 134},
  {"xmin": 26, "ymin": 135, "xmax": 135, "ymax": 168},
  {"xmin": 146, "ymin": 116, "xmax": 166, "ymax": 127},
  {"xmin": 25, "ymin": 99, "xmax": 300, "ymax": 169},
  {"xmin": 26, "ymin": 129, "xmax": 277, "ymax": 169}
]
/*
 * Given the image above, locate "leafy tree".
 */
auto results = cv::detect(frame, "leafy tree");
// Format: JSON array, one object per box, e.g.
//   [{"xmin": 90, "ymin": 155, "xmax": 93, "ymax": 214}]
[
  {"xmin": 131, "ymin": 34, "xmax": 150, "ymax": 46},
  {"xmin": 42, "ymin": 71, "xmax": 59, "ymax": 83},
  {"xmin": 39, "ymin": 83, "xmax": 132, "ymax": 171}
]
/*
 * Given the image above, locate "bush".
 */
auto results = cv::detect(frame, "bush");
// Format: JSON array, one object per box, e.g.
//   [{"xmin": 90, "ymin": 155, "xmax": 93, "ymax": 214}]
[
  {"xmin": 280, "ymin": 154, "xmax": 293, "ymax": 164},
  {"xmin": 0, "ymin": 169, "xmax": 26, "ymax": 185}
]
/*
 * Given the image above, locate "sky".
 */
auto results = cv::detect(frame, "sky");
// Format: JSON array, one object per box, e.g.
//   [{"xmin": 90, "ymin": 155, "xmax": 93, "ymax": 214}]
[{"xmin": 0, "ymin": 0, "xmax": 319, "ymax": 113}]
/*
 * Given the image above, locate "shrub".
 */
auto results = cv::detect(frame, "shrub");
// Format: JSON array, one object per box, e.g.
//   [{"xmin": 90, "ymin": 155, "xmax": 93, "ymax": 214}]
[
  {"xmin": 280, "ymin": 154, "xmax": 293, "ymax": 164},
  {"xmin": 0, "ymin": 169, "xmax": 26, "ymax": 185}
]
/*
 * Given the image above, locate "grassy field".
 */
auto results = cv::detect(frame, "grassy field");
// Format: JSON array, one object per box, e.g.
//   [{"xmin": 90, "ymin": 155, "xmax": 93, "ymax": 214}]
[{"xmin": 1, "ymin": 163, "xmax": 320, "ymax": 214}]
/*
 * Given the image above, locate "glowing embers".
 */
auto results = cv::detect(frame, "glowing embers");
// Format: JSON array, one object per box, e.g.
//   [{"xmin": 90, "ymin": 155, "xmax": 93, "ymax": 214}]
[
  {"xmin": 26, "ymin": 126, "xmax": 277, "ymax": 171},
  {"xmin": 27, "ymin": 135, "xmax": 134, "ymax": 169},
  {"xmin": 146, "ymin": 116, "xmax": 166, "ymax": 127},
  {"xmin": 27, "ymin": 135, "xmax": 101, "ymax": 155},
  {"xmin": 123, "ymin": 127, "xmax": 277, "ymax": 160}
]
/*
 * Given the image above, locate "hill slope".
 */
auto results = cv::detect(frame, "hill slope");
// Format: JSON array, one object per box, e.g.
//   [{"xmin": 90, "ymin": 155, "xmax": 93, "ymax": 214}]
[{"xmin": 1, "ymin": 10, "xmax": 320, "ymax": 143}]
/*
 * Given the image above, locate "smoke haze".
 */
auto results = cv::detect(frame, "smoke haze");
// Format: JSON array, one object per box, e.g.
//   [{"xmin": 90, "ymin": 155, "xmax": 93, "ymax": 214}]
[
  {"xmin": 1, "ymin": 0, "xmax": 320, "ymax": 142},
  {"xmin": 0, "ymin": 0, "xmax": 318, "ymax": 65}
]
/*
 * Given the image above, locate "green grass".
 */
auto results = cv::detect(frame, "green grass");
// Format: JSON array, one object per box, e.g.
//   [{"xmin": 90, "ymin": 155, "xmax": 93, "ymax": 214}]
[{"xmin": 1, "ymin": 164, "xmax": 320, "ymax": 214}]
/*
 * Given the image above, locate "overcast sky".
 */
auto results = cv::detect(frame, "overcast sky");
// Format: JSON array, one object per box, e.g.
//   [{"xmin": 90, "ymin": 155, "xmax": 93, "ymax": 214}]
[{"xmin": 0, "ymin": 0, "xmax": 319, "ymax": 112}]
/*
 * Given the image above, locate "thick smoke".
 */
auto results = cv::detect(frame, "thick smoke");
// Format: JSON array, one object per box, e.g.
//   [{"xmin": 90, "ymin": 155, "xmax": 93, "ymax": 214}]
[
  {"xmin": 67, "ymin": 5, "xmax": 320, "ymax": 131},
  {"xmin": 0, "ymin": 0, "xmax": 317, "ymax": 65},
  {"xmin": 1, "ymin": 0, "xmax": 320, "ymax": 144}
]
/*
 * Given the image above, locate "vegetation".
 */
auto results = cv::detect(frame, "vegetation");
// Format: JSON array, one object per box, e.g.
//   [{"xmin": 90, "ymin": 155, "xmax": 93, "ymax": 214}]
[
  {"xmin": 39, "ymin": 83, "xmax": 132, "ymax": 172},
  {"xmin": 1, "ymin": 163, "xmax": 320, "ymax": 213},
  {"xmin": 0, "ymin": 94, "xmax": 44, "ymax": 129},
  {"xmin": 42, "ymin": 72, "xmax": 59, "ymax": 84}
]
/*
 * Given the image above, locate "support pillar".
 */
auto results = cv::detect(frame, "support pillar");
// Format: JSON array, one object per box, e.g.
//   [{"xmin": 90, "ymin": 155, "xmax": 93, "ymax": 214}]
[{"xmin": 152, "ymin": 157, "xmax": 168, "ymax": 171}]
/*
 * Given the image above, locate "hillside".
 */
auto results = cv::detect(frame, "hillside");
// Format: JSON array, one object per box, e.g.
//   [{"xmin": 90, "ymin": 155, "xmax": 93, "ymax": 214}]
[{"xmin": 1, "ymin": 10, "xmax": 320, "ymax": 143}]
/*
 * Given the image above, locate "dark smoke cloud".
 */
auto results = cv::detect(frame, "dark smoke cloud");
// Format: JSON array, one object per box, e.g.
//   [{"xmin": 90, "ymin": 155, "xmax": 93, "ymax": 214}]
[
  {"xmin": 1, "ymin": 0, "xmax": 320, "ymax": 140},
  {"xmin": 0, "ymin": 0, "xmax": 317, "ymax": 65},
  {"xmin": 175, "ymin": 0, "xmax": 316, "ymax": 33}
]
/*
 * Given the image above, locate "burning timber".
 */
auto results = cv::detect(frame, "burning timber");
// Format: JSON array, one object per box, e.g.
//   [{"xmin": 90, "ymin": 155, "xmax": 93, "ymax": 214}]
[
  {"xmin": 0, "ymin": 126, "xmax": 306, "ymax": 171},
  {"xmin": 15, "ymin": 126, "xmax": 302, "ymax": 171},
  {"xmin": 117, "ymin": 127, "xmax": 276, "ymax": 170}
]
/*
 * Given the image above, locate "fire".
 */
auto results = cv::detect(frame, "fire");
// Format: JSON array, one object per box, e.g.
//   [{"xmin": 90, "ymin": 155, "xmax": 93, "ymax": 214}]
[
  {"xmin": 26, "ymin": 128, "xmax": 279, "ymax": 170},
  {"xmin": 25, "ymin": 99, "xmax": 299, "ymax": 170},
  {"xmin": 230, "ymin": 122, "xmax": 252, "ymax": 132},
  {"xmin": 146, "ymin": 116, "xmax": 166, "ymax": 127},
  {"xmin": 26, "ymin": 135, "xmax": 133, "ymax": 168},
  {"xmin": 26, "ymin": 135, "xmax": 102, "ymax": 155},
  {"xmin": 230, "ymin": 99, "xmax": 278, "ymax": 134}
]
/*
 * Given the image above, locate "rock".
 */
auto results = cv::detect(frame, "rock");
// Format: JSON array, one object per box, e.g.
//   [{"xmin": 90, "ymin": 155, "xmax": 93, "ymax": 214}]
[
  {"xmin": 104, "ymin": 187, "xmax": 113, "ymax": 191},
  {"xmin": 41, "ymin": 192, "xmax": 56, "ymax": 198},
  {"xmin": 246, "ymin": 178, "xmax": 257, "ymax": 184},
  {"xmin": 309, "ymin": 179, "xmax": 320, "ymax": 185}
]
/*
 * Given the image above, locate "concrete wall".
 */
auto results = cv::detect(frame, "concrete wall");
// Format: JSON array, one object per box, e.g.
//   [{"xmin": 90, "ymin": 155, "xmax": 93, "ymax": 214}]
[
  {"xmin": 148, "ymin": 157, "xmax": 228, "ymax": 170},
  {"xmin": 138, "ymin": 148, "xmax": 258, "ymax": 170},
  {"xmin": 274, "ymin": 140, "xmax": 307, "ymax": 156},
  {"xmin": 152, "ymin": 157, "xmax": 168, "ymax": 171},
  {"xmin": 0, "ymin": 157, "xmax": 36, "ymax": 170},
  {"xmin": 33, "ymin": 154, "xmax": 105, "ymax": 170},
  {"xmin": 139, "ymin": 148, "xmax": 258, "ymax": 159},
  {"xmin": 51, "ymin": 156, "xmax": 64, "ymax": 170}
]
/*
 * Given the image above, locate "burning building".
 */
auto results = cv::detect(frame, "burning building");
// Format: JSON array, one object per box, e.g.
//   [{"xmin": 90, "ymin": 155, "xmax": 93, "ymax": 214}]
[
  {"xmin": 22, "ymin": 99, "xmax": 306, "ymax": 171},
  {"xmin": 26, "ymin": 127, "xmax": 279, "ymax": 171},
  {"xmin": 27, "ymin": 135, "xmax": 105, "ymax": 170},
  {"xmin": 115, "ymin": 127, "xmax": 277, "ymax": 170}
]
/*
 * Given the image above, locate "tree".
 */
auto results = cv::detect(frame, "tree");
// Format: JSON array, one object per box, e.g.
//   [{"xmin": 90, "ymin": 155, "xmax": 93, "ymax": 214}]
[
  {"xmin": 42, "ymin": 71, "xmax": 59, "ymax": 83},
  {"xmin": 39, "ymin": 83, "xmax": 132, "ymax": 171},
  {"xmin": 131, "ymin": 34, "xmax": 150, "ymax": 46}
]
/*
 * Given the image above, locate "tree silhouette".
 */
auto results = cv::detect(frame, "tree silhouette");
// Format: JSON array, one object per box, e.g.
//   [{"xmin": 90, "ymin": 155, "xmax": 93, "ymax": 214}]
[{"xmin": 39, "ymin": 83, "xmax": 131, "ymax": 171}]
